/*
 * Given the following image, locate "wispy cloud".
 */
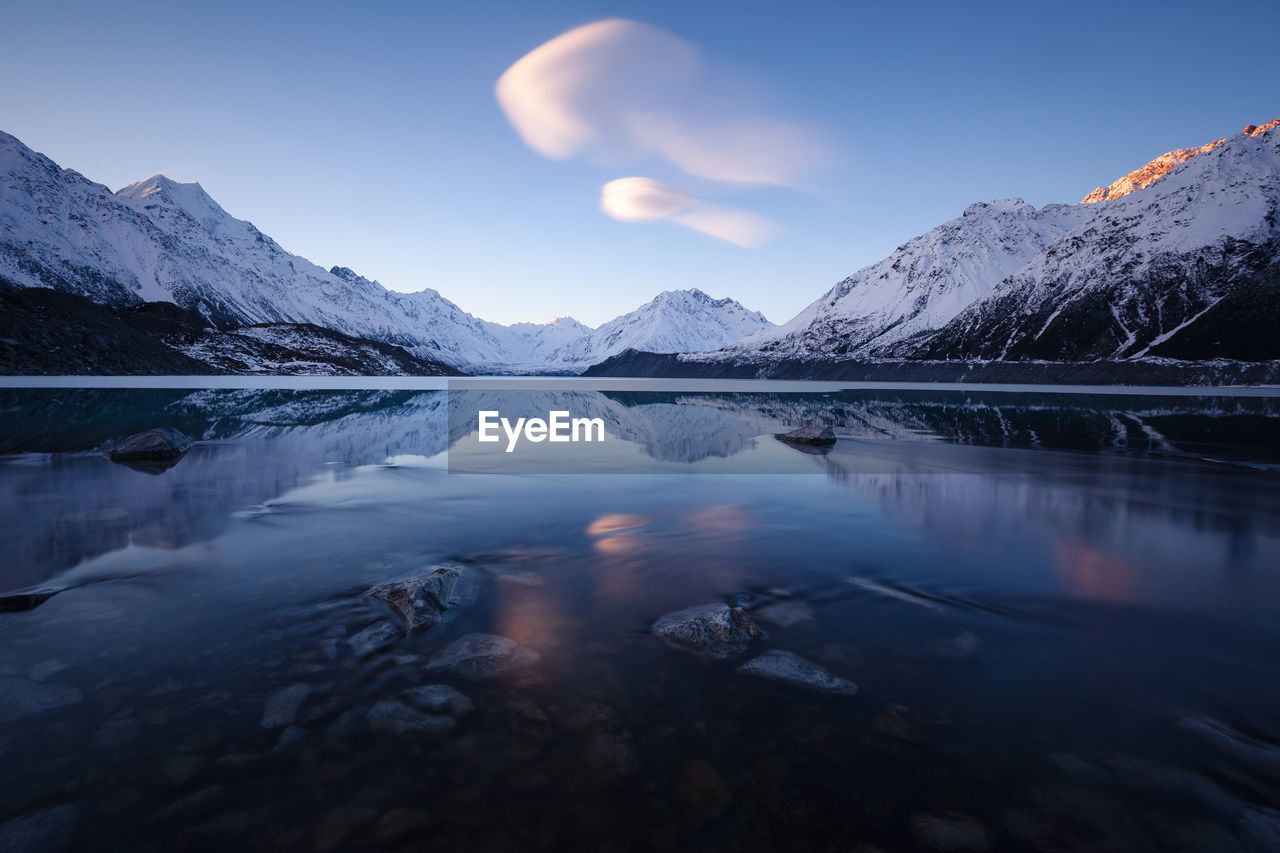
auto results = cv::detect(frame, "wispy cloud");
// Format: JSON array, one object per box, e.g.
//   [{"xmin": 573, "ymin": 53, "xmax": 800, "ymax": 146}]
[
  {"xmin": 496, "ymin": 19, "xmax": 832, "ymax": 247},
  {"xmin": 599, "ymin": 178, "xmax": 777, "ymax": 248}
]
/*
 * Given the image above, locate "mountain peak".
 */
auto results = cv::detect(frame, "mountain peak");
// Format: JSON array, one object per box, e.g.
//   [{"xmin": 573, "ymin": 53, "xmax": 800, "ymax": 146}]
[
  {"xmin": 116, "ymin": 173, "xmax": 261, "ymax": 242},
  {"xmin": 1081, "ymin": 119, "xmax": 1279, "ymax": 204}
]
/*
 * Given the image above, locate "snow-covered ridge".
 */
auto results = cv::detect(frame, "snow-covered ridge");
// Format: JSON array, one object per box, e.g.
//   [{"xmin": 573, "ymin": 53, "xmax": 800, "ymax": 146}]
[
  {"xmin": 708, "ymin": 120, "xmax": 1280, "ymax": 367},
  {"xmin": 725, "ymin": 198, "xmax": 1090, "ymax": 360},
  {"xmin": 1082, "ymin": 119, "xmax": 1280, "ymax": 203},
  {"xmin": 0, "ymin": 130, "xmax": 772, "ymax": 372}
]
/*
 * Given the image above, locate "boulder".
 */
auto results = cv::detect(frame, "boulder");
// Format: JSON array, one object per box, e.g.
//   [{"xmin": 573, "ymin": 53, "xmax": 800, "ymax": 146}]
[
  {"xmin": 366, "ymin": 563, "xmax": 476, "ymax": 631},
  {"xmin": 736, "ymin": 650, "xmax": 858, "ymax": 696},
  {"xmin": 777, "ymin": 426, "xmax": 836, "ymax": 446},
  {"xmin": 651, "ymin": 603, "xmax": 765, "ymax": 661},
  {"xmin": 401, "ymin": 684, "xmax": 473, "ymax": 717},
  {"xmin": 425, "ymin": 634, "xmax": 540, "ymax": 680},
  {"xmin": 366, "ymin": 700, "xmax": 455, "ymax": 737},
  {"xmin": 107, "ymin": 428, "xmax": 192, "ymax": 471},
  {"xmin": 0, "ymin": 586, "xmax": 65, "ymax": 613}
]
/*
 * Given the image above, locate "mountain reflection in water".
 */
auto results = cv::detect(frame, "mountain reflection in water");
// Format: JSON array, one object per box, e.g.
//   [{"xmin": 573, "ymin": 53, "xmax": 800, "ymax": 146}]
[{"xmin": 0, "ymin": 383, "xmax": 1277, "ymax": 852}]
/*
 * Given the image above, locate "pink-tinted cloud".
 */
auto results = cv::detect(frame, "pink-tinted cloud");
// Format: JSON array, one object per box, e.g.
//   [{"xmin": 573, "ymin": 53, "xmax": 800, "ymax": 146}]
[
  {"xmin": 496, "ymin": 19, "xmax": 833, "ymax": 189},
  {"xmin": 599, "ymin": 178, "xmax": 779, "ymax": 248}
]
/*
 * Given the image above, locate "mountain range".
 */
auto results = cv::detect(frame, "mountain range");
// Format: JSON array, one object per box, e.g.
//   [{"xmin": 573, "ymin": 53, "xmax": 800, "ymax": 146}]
[
  {"xmin": 0, "ymin": 130, "xmax": 773, "ymax": 374},
  {"xmin": 2, "ymin": 120, "xmax": 1278, "ymax": 379},
  {"xmin": 594, "ymin": 119, "xmax": 1280, "ymax": 381}
]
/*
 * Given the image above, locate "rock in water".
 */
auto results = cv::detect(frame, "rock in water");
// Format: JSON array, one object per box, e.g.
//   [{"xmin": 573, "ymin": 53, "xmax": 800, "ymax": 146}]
[
  {"xmin": 670, "ymin": 759, "xmax": 733, "ymax": 826},
  {"xmin": 1240, "ymin": 808, "xmax": 1280, "ymax": 853},
  {"xmin": 753, "ymin": 600, "xmax": 817, "ymax": 629},
  {"xmin": 347, "ymin": 620, "xmax": 400, "ymax": 657},
  {"xmin": 909, "ymin": 813, "xmax": 990, "ymax": 851},
  {"xmin": 0, "ymin": 678, "xmax": 83, "ymax": 723},
  {"xmin": 0, "ymin": 804, "xmax": 78, "ymax": 853},
  {"xmin": 107, "ymin": 428, "xmax": 192, "ymax": 465},
  {"xmin": 651, "ymin": 603, "xmax": 765, "ymax": 661},
  {"xmin": 366, "ymin": 700, "xmax": 455, "ymax": 736},
  {"xmin": 0, "ymin": 587, "xmax": 66, "ymax": 613},
  {"xmin": 401, "ymin": 684, "xmax": 473, "ymax": 716},
  {"xmin": 261, "ymin": 683, "xmax": 311, "ymax": 729},
  {"xmin": 736, "ymin": 650, "xmax": 858, "ymax": 696},
  {"xmin": 553, "ymin": 704, "xmax": 638, "ymax": 780},
  {"xmin": 367, "ymin": 563, "xmax": 476, "ymax": 631},
  {"xmin": 425, "ymin": 634, "xmax": 540, "ymax": 680},
  {"xmin": 928, "ymin": 630, "xmax": 981, "ymax": 659},
  {"xmin": 777, "ymin": 426, "xmax": 836, "ymax": 446}
]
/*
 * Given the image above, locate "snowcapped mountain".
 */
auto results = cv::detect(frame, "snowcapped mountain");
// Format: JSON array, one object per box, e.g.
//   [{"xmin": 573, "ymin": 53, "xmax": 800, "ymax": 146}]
[
  {"xmin": 1080, "ymin": 119, "xmax": 1278, "ymax": 204},
  {"xmin": 0, "ymin": 130, "xmax": 771, "ymax": 372},
  {"xmin": 906, "ymin": 122, "xmax": 1280, "ymax": 363},
  {"xmin": 532, "ymin": 289, "xmax": 773, "ymax": 369},
  {"xmin": 683, "ymin": 120, "xmax": 1279, "ymax": 371},
  {"xmin": 728, "ymin": 199, "xmax": 1090, "ymax": 359}
]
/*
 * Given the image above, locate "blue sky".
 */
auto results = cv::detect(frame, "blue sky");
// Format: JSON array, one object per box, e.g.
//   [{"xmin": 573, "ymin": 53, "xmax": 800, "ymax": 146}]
[{"xmin": 4, "ymin": 0, "xmax": 1277, "ymax": 326}]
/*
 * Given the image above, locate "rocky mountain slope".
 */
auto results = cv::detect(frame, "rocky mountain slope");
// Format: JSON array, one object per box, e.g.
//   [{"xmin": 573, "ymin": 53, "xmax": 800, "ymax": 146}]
[
  {"xmin": 0, "ymin": 286, "xmax": 459, "ymax": 376},
  {"xmin": 726, "ymin": 199, "xmax": 1091, "ymax": 360},
  {"xmin": 0, "ymin": 130, "xmax": 771, "ymax": 373},
  {"xmin": 649, "ymin": 120, "xmax": 1280, "ymax": 379},
  {"xmin": 1081, "ymin": 120, "xmax": 1278, "ymax": 203}
]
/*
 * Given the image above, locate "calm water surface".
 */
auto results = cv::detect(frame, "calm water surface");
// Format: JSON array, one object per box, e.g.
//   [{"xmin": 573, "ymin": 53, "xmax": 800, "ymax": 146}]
[{"xmin": 1, "ymin": 381, "xmax": 1278, "ymax": 852}]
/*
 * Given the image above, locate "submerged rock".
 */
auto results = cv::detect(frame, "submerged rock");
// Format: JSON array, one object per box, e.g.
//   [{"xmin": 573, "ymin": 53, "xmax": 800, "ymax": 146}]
[
  {"xmin": 493, "ymin": 571, "xmax": 546, "ymax": 588},
  {"xmin": 314, "ymin": 805, "xmax": 379, "ymax": 853},
  {"xmin": 1048, "ymin": 752, "xmax": 1113, "ymax": 787},
  {"xmin": 909, "ymin": 813, "xmax": 990, "ymax": 851},
  {"xmin": 753, "ymin": 600, "xmax": 816, "ymax": 629},
  {"xmin": 347, "ymin": 620, "xmax": 400, "ymax": 657},
  {"xmin": 401, "ymin": 684, "xmax": 473, "ymax": 717},
  {"xmin": 28, "ymin": 659, "xmax": 69, "ymax": 682},
  {"xmin": 373, "ymin": 809, "xmax": 432, "ymax": 843},
  {"xmin": 366, "ymin": 562, "xmax": 476, "ymax": 632},
  {"xmin": 260, "ymin": 683, "xmax": 311, "ymax": 729},
  {"xmin": 425, "ymin": 633, "xmax": 540, "ymax": 680},
  {"xmin": 928, "ymin": 630, "xmax": 981, "ymax": 659},
  {"xmin": 107, "ymin": 428, "xmax": 192, "ymax": 473},
  {"xmin": 873, "ymin": 704, "xmax": 928, "ymax": 742},
  {"xmin": 777, "ymin": 426, "xmax": 836, "ymax": 446},
  {"xmin": 670, "ymin": 759, "xmax": 733, "ymax": 826},
  {"xmin": 0, "ymin": 804, "xmax": 78, "ymax": 853},
  {"xmin": 0, "ymin": 677, "xmax": 83, "ymax": 723},
  {"xmin": 554, "ymin": 703, "xmax": 638, "ymax": 780},
  {"xmin": 651, "ymin": 603, "xmax": 765, "ymax": 661},
  {"xmin": 1178, "ymin": 717, "xmax": 1280, "ymax": 780},
  {"xmin": 1241, "ymin": 808, "xmax": 1280, "ymax": 853},
  {"xmin": 736, "ymin": 650, "xmax": 857, "ymax": 696},
  {"xmin": 0, "ymin": 586, "xmax": 66, "ymax": 613},
  {"xmin": 367, "ymin": 700, "xmax": 455, "ymax": 736}
]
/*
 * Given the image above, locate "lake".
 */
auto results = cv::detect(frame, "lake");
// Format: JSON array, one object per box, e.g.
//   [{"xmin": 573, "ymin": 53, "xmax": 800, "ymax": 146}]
[{"xmin": 1, "ymin": 379, "xmax": 1278, "ymax": 852}]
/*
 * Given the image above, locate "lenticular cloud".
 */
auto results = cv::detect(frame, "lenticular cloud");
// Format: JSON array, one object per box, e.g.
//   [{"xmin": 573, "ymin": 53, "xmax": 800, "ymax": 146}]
[
  {"xmin": 496, "ymin": 19, "xmax": 831, "ymax": 247},
  {"xmin": 599, "ymin": 178, "xmax": 777, "ymax": 248},
  {"xmin": 496, "ymin": 19, "xmax": 830, "ymax": 188}
]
